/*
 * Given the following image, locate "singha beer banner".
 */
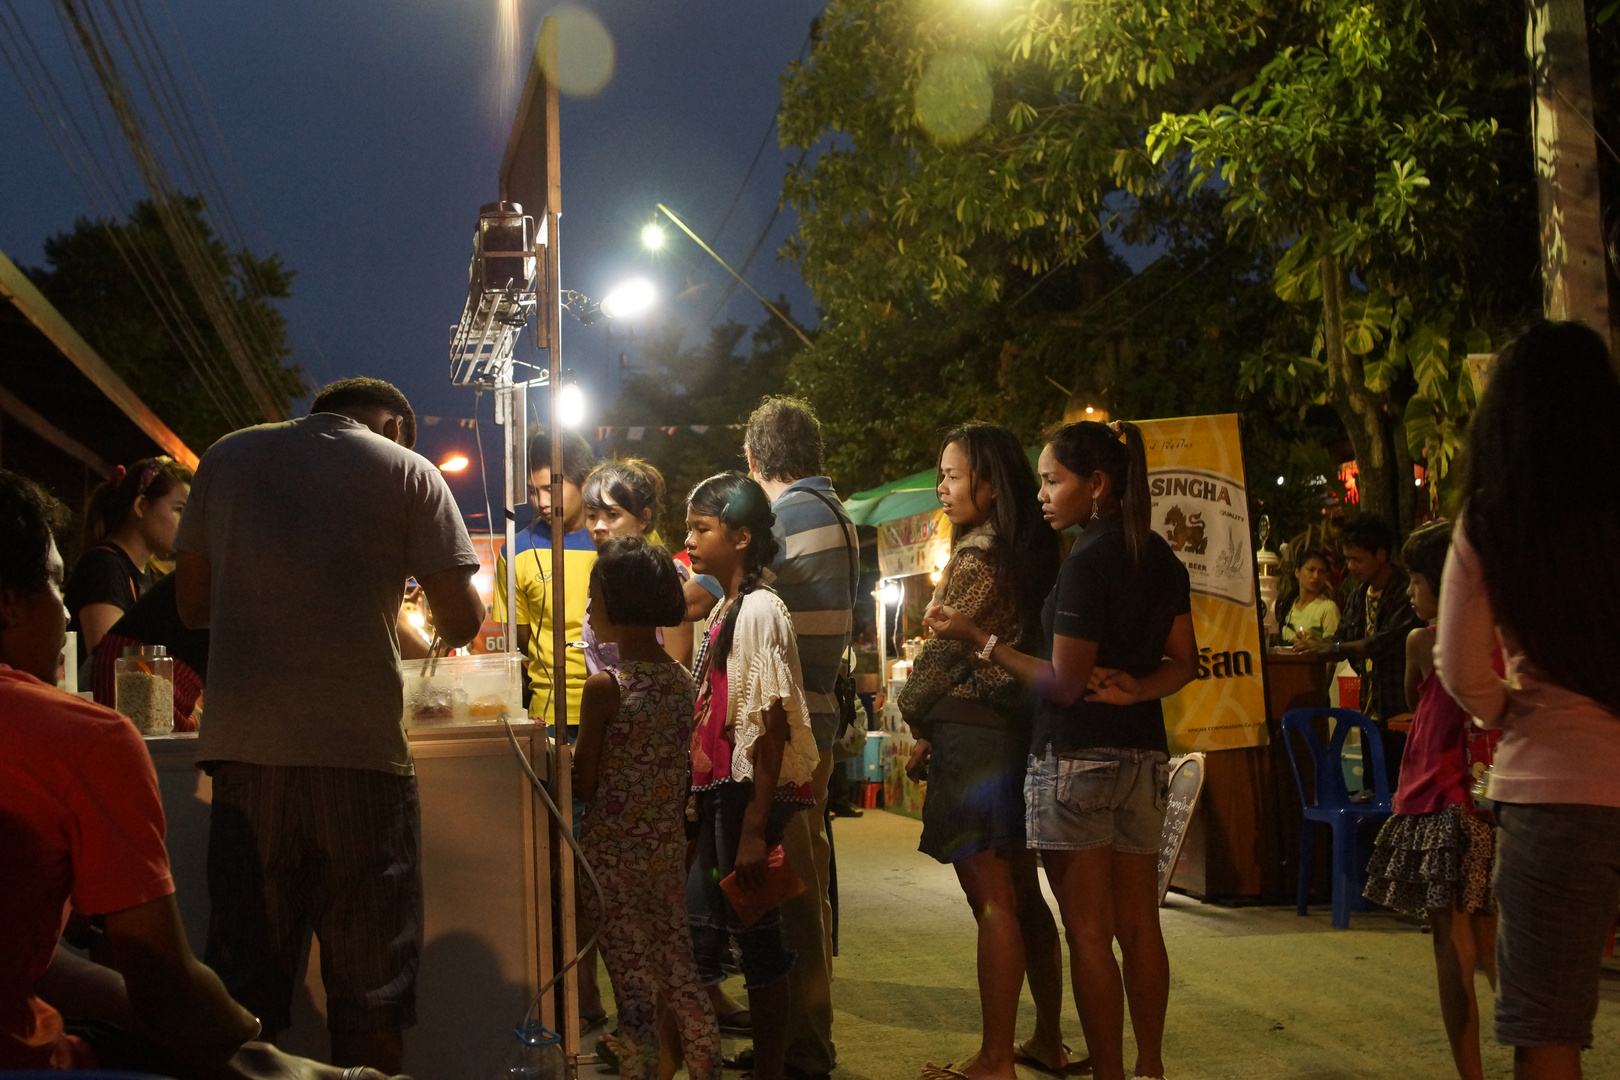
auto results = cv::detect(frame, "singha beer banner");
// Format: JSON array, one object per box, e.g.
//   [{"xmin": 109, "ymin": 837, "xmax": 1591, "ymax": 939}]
[{"xmin": 1141, "ymin": 414, "xmax": 1268, "ymax": 751}]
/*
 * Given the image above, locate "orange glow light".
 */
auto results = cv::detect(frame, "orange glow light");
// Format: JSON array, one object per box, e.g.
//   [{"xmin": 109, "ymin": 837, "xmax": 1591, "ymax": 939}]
[{"xmin": 439, "ymin": 454, "xmax": 470, "ymax": 473}]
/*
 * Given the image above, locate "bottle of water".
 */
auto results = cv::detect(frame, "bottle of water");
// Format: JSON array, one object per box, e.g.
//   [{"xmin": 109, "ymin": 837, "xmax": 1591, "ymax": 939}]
[{"xmin": 504, "ymin": 1022, "xmax": 565, "ymax": 1080}]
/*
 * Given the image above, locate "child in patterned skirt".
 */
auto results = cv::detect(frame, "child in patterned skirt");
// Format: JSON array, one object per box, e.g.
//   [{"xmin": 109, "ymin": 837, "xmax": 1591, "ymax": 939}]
[
  {"xmin": 1364, "ymin": 519, "xmax": 1496, "ymax": 1080},
  {"xmin": 574, "ymin": 536, "xmax": 720, "ymax": 1080}
]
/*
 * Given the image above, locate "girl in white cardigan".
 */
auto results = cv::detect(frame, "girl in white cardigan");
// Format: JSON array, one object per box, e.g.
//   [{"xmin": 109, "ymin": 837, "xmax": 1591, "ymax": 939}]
[{"xmin": 684, "ymin": 472, "xmax": 819, "ymax": 1080}]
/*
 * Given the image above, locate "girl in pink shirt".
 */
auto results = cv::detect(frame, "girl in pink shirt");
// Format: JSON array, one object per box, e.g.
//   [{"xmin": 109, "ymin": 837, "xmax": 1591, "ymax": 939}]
[{"xmin": 1364, "ymin": 519, "xmax": 1495, "ymax": 1080}]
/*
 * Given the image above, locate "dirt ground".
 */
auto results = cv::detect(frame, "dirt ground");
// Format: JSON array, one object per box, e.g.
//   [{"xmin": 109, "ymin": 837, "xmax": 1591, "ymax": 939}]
[{"xmin": 746, "ymin": 808, "xmax": 1620, "ymax": 1080}]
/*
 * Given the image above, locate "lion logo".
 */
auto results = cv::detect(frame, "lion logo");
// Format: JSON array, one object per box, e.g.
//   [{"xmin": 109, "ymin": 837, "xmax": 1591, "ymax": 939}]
[{"xmin": 1163, "ymin": 505, "xmax": 1208, "ymax": 554}]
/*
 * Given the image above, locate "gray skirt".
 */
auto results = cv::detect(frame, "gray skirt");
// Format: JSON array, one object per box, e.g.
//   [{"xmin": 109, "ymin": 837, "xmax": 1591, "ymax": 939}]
[{"xmin": 1364, "ymin": 802, "xmax": 1497, "ymax": 915}]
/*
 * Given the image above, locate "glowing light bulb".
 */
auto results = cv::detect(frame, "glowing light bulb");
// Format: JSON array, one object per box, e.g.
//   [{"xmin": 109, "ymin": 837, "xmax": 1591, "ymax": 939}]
[
  {"xmin": 600, "ymin": 278, "xmax": 656, "ymax": 318},
  {"xmin": 879, "ymin": 580, "xmax": 902, "ymax": 607},
  {"xmin": 641, "ymin": 223, "xmax": 666, "ymax": 250},
  {"xmin": 558, "ymin": 383, "xmax": 587, "ymax": 428},
  {"xmin": 440, "ymin": 454, "xmax": 469, "ymax": 472},
  {"xmin": 1276, "ymin": 476, "xmax": 1285, "ymax": 486},
  {"xmin": 1085, "ymin": 406, "xmax": 1095, "ymax": 414},
  {"xmin": 407, "ymin": 611, "xmax": 426, "ymax": 630}
]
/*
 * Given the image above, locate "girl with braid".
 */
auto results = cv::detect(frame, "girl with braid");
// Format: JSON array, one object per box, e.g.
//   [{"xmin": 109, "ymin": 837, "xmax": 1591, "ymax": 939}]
[{"xmin": 683, "ymin": 472, "xmax": 820, "ymax": 1080}]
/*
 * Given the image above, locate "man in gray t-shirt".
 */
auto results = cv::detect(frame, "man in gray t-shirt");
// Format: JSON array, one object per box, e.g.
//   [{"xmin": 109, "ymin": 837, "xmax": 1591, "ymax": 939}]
[{"xmin": 175, "ymin": 378, "xmax": 483, "ymax": 1073}]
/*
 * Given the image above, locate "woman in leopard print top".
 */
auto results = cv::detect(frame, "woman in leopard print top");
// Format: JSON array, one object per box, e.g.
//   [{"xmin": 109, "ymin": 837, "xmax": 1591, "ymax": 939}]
[{"xmin": 897, "ymin": 423, "xmax": 1073, "ymax": 1079}]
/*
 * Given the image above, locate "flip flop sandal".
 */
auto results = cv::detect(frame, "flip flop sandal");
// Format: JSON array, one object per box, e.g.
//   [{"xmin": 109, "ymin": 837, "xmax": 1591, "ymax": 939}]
[
  {"xmin": 1014, "ymin": 1041, "xmax": 1093, "ymax": 1076},
  {"xmin": 919, "ymin": 1063, "xmax": 973, "ymax": 1080},
  {"xmin": 716, "ymin": 1009, "xmax": 753, "ymax": 1035},
  {"xmin": 580, "ymin": 1010, "xmax": 610, "ymax": 1035}
]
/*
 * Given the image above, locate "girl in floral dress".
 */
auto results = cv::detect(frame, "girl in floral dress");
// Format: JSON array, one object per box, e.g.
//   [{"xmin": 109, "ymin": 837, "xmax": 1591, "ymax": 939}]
[{"xmin": 575, "ymin": 536, "xmax": 720, "ymax": 1080}]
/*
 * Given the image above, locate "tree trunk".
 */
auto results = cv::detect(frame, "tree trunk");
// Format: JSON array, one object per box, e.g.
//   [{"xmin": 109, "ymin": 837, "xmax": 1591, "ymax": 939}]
[{"xmin": 1318, "ymin": 252, "xmax": 1398, "ymax": 530}]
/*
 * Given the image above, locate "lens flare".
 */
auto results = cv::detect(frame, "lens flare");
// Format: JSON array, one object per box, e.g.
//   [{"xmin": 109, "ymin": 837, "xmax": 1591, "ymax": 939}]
[
  {"xmin": 915, "ymin": 50, "xmax": 992, "ymax": 145},
  {"xmin": 540, "ymin": 5, "xmax": 615, "ymax": 98}
]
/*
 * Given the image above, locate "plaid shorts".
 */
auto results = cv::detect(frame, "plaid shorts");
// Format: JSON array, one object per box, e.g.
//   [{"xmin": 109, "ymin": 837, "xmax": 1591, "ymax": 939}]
[{"xmin": 203, "ymin": 762, "xmax": 423, "ymax": 1035}]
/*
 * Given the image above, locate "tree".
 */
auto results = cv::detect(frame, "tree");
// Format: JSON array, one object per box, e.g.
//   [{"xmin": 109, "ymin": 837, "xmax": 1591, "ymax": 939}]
[
  {"xmin": 28, "ymin": 197, "xmax": 304, "ymax": 452},
  {"xmin": 602, "ymin": 303, "xmax": 810, "ymax": 531},
  {"xmin": 1144, "ymin": 0, "xmax": 1539, "ymax": 526},
  {"xmin": 779, "ymin": 0, "xmax": 1541, "ymax": 528}
]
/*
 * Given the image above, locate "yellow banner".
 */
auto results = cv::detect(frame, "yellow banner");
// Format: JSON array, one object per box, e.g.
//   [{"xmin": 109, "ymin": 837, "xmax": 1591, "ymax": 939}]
[{"xmin": 1139, "ymin": 414, "xmax": 1268, "ymax": 751}]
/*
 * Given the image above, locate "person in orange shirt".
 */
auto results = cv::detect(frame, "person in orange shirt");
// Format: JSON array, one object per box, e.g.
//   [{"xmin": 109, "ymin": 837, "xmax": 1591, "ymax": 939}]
[{"xmin": 0, "ymin": 468, "xmax": 395, "ymax": 1080}]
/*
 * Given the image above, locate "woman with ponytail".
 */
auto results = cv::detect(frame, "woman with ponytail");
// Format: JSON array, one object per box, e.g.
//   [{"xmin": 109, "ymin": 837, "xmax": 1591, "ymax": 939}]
[
  {"xmin": 683, "ymin": 472, "xmax": 819, "ymax": 1080},
  {"xmin": 898, "ymin": 424, "xmax": 1070, "ymax": 1080},
  {"xmin": 66, "ymin": 456, "xmax": 192, "ymax": 662},
  {"xmin": 928, "ymin": 420, "xmax": 1197, "ymax": 1080}
]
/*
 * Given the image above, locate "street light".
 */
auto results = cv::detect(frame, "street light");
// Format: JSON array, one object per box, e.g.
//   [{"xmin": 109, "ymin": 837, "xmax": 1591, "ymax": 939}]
[
  {"xmin": 641, "ymin": 223, "xmax": 666, "ymax": 250},
  {"xmin": 600, "ymin": 278, "xmax": 656, "ymax": 319},
  {"xmin": 439, "ymin": 454, "xmax": 470, "ymax": 472},
  {"xmin": 561, "ymin": 278, "xmax": 656, "ymax": 324},
  {"xmin": 558, "ymin": 383, "xmax": 587, "ymax": 429}
]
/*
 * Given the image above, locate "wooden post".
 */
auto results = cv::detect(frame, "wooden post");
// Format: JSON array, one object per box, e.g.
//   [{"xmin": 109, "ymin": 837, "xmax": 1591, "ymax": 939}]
[{"xmin": 1527, "ymin": 1, "xmax": 1612, "ymax": 344}]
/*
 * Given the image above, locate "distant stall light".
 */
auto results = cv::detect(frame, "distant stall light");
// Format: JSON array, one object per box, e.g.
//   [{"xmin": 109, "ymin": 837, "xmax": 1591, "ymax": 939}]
[
  {"xmin": 879, "ymin": 579, "xmax": 902, "ymax": 607},
  {"xmin": 440, "ymin": 454, "xmax": 470, "ymax": 472},
  {"xmin": 1277, "ymin": 475, "xmax": 1285, "ymax": 486}
]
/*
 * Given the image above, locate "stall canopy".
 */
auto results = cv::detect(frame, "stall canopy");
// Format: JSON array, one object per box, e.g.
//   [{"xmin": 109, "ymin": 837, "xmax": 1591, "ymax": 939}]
[
  {"xmin": 843, "ymin": 466, "xmax": 942, "ymax": 528},
  {"xmin": 0, "ymin": 248, "xmax": 195, "ymax": 510}
]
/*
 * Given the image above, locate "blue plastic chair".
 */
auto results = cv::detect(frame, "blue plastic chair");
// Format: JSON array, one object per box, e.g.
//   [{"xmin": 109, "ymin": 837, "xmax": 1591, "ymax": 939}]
[{"xmin": 1280, "ymin": 707, "xmax": 1394, "ymax": 929}]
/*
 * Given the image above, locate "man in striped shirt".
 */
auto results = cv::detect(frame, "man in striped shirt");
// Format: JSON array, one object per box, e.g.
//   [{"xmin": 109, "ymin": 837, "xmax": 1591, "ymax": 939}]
[{"xmin": 690, "ymin": 396, "xmax": 855, "ymax": 1080}]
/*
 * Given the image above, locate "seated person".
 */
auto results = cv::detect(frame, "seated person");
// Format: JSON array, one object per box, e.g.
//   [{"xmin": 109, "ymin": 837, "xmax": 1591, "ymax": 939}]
[
  {"xmin": 0, "ymin": 469, "xmax": 395, "ymax": 1080},
  {"xmin": 90, "ymin": 574, "xmax": 208, "ymax": 731},
  {"xmin": 1278, "ymin": 549, "xmax": 1340, "ymax": 644}
]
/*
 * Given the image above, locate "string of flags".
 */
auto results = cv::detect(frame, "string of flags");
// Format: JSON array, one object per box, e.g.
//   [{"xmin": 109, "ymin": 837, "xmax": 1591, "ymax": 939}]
[{"xmin": 419, "ymin": 416, "xmax": 743, "ymax": 442}]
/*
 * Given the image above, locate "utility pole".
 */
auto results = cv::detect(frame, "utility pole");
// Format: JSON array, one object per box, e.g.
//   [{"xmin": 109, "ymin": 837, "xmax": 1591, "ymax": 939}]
[{"xmin": 1527, "ymin": 1, "xmax": 1613, "ymax": 351}]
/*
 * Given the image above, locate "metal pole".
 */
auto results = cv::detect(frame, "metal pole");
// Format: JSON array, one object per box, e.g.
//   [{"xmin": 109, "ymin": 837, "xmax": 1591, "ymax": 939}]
[{"xmin": 538, "ymin": 19, "xmax": 579, "ymax": 1070}]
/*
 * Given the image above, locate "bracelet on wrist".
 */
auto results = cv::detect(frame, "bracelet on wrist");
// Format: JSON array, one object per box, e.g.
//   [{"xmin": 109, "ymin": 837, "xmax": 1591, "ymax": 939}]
[{"xmin": 978, "ymin": 634, "xmax": 998, "ymax": 661}]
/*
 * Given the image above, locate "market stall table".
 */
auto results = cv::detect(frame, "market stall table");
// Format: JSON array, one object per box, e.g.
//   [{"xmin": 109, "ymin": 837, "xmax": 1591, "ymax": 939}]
[{"xmin": 145, "ymin": 720, "xmax": 554, "ymax": 1080}]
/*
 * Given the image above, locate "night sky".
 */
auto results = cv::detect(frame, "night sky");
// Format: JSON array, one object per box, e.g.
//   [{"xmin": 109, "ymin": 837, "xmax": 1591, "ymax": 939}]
[{"xmin": 0, "ymin": 1, "xmax": 824, "ymax": 519}]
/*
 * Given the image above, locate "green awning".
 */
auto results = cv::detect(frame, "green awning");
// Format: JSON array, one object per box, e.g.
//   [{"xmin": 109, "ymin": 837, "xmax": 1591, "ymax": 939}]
[
  {"xmin": 842, "ymin": 467, "xmax": 941, "ymax": 527},
  {"xmin": 841, "ymin": 446, "xmax": 1042, "ymax": 527}
]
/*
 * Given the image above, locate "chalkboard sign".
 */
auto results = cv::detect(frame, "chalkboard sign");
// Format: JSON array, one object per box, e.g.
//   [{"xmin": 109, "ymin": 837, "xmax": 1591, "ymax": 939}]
[{"xmin": 1157, "ymin": 753, "xmax": 1206, "ymax": 904}]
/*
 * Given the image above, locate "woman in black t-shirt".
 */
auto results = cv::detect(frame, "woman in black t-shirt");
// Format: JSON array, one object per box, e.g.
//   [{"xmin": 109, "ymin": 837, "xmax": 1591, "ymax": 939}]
[
  {"xmin": 65, "ymin": 456, "xmax": 192, "ymax": 667},
  {"xmin": 927, "ymin": 420, "xmax": 1196, "ymax": 1080}
]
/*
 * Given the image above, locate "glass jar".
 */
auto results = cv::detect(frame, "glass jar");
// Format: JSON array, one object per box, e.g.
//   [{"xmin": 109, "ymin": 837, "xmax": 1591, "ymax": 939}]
[{"xmin": 116, "ymin": 645, "xmax": 174, "ymax": 736}]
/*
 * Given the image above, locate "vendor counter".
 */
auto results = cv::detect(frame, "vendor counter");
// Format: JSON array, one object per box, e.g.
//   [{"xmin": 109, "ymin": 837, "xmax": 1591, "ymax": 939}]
[
  {"xmin": 146, "ymin": 721, "xmax": 555, "ymax": 1080},
  {"xmin": 1168, "ymin": 649, "xmax": 1331, "ymax": 901}
]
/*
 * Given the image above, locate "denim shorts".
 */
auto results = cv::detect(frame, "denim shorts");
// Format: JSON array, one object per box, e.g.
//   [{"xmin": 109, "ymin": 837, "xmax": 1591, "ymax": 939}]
[
  {"xmin": 1025, "ymin": 747, "xmax": 1170, "ymax": 854},
  {"xmin": 1493, "ymin": 801, "xmax": 1620, "ymax": 1048}
]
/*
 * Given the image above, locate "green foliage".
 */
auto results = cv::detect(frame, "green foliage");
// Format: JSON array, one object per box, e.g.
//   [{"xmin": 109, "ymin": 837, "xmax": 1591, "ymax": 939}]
[
  {"xmin": 1141, "ymin": 0, "xmax": 1536, "ymax": 516},
  {"xmin": 779, "ymin": 0, "xmax": 1539, "ymax": 527},
  {"xmin": 27, "ymin": 197, "xmax": 304, "ymax": 452}
]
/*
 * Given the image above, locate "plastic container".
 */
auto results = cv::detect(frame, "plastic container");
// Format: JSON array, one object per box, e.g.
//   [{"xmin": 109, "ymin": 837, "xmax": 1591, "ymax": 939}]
[
  {"xmin": 116, "ymin": 645, "xmax": 174, "ymax": 735},
  {"xmin": 402, "ymin": 653, "xmax": 524, "ymax": 727},
  {"xmin": 503, "ymin": 1023, "xmax": 565, "ymax": 1080}
]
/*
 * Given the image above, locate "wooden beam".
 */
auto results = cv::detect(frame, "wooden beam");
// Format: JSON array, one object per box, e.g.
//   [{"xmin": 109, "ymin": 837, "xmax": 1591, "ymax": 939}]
[
  {"xmin": 0, "ymin": 383, "xmax": 113, "ymax": 477},
  {"xmin": 0, "ymin": 249, "xmax": 198, "ymax": 468},
  {"xmin": 1527, "ymin": 1, "xmax": 1613, "ymax": 349}
]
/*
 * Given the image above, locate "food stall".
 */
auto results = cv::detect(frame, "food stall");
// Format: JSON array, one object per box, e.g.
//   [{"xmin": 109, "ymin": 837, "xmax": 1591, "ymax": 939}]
[
  {"xmin": 141, "ymin": 658, "xmax": 548, "ymax": 1080},
  {"xmin": 843, "ymin": 467, "xmax": 955, "ymax": 819}
]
